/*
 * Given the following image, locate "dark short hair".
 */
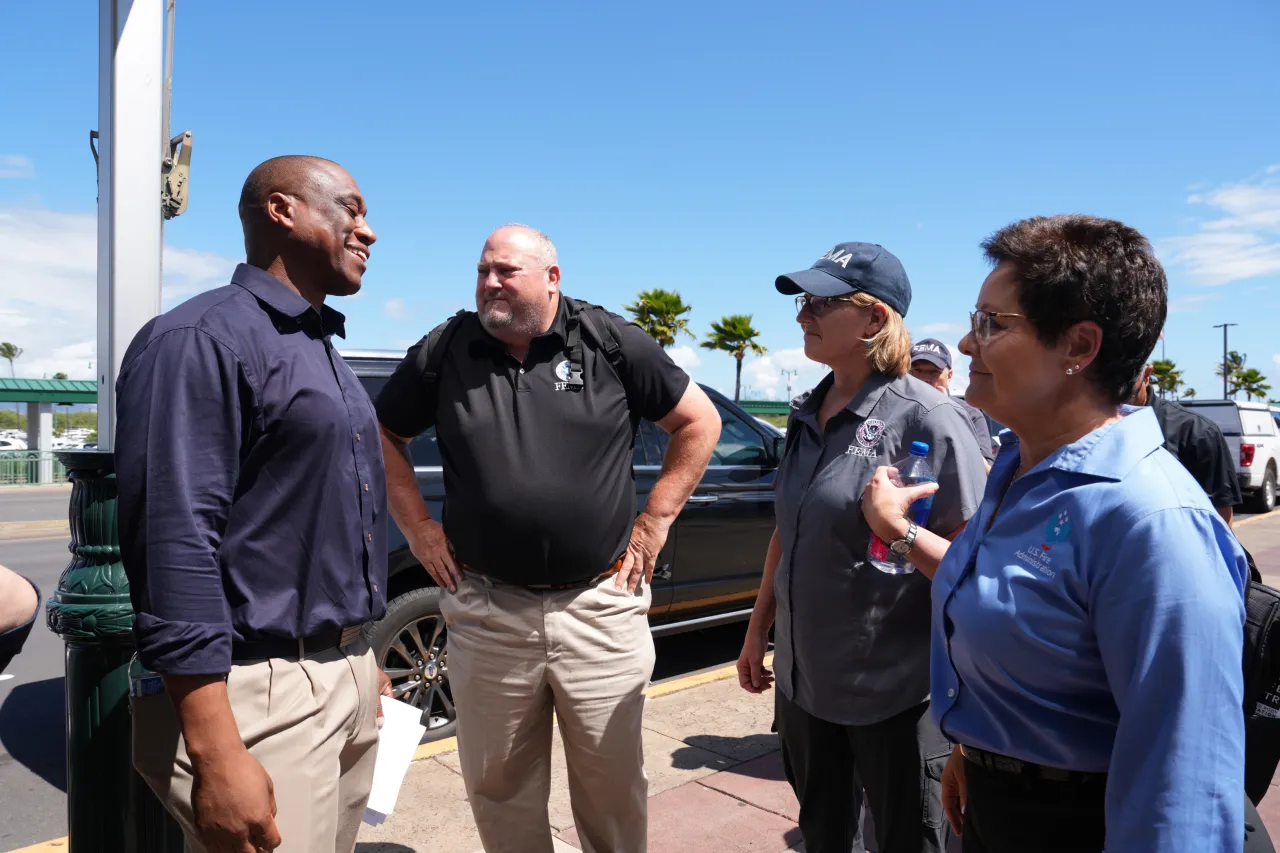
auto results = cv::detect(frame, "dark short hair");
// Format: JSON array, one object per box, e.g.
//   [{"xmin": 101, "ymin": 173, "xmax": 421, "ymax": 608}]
[{"xmin": 981, "ymin": 215, "xmax": 1167, "ymax": 404}]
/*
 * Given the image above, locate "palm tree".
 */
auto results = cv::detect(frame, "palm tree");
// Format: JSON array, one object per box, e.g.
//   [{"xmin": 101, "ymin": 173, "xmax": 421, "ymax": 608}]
[
  {"xmin": 622, "ymin": 290, "xmax": 695, "ymax": 348},
  {"xmin": 1216, "ymin": 350, "xmax": 1248, "ymax": 398},
  {"xmin": 701, "ymin": 315, "xmax": 766, "ymax": 403},
  {"xmin": 1183, "ymin": 388, "xmax": 1196, "ymax": 400},
  {"xmin": 0, "ymin": 342, "xmax": 21, "ymax": 378},
  {"xmin": 0, "ymin": 343, "xmax": 21, "ymax": 425},
  {"xmin": 1150, "ymin": 359, "xmax": 1183, "ymax": 400},
  {"xmin": 1236, "ymin": 369, "xmax": 1271, "ymax": 402}
]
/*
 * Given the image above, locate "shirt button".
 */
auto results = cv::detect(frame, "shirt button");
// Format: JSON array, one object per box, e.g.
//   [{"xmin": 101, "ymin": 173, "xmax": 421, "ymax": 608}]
[
  {"xmin": 947, "ymin": 688, "xmax": 956, "ymax": 698},
  {"xmin": 355, "ymin": 433, "xmax": 362, "ymax": 442},
  {"xmin": 366, "ymin": 533, "xmax": 372, "ymax": 542},
  {"xmin": 364, "ymin": 483, "xmax": 369, "ymax": 492},
  {"xmin": 519, "ymin": 368, "xmax": 525, "ymax": 374},
  {"xmin": 373, "ymin": 583, "xmax": 379, "ymax": 593}
]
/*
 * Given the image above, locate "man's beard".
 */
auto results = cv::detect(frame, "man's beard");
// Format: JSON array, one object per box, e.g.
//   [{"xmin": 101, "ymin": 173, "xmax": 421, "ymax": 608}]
[{"xmin": 479, "ymin": 297, "xmax": 543, "ymax": 337}]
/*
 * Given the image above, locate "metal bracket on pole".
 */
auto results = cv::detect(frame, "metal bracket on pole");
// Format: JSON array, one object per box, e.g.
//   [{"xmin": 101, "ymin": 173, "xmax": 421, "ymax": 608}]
[{"xmin": 161, "ymin": 130, "xmax": 192, "ymax": 219}]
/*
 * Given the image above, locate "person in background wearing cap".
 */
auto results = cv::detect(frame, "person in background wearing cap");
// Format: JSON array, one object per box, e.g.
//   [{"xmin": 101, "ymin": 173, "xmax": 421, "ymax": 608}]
[
  {"xmin": 736, "ymin": 242, "xmax": 988, "ymax": 853},
  {"xmin": 910, "ymin": 338, "xmax": 995, "ymax": 468}
]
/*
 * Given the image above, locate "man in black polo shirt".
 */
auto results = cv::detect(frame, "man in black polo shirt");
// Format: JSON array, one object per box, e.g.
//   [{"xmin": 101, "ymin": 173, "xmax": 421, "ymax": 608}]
[
  {"xmin": 376, "ymin": 224, "xmax": 720, "ymax": 852},
  {"xmin": 1131, "ymin": 363, "xmax": 1241, "ymax": 525}
]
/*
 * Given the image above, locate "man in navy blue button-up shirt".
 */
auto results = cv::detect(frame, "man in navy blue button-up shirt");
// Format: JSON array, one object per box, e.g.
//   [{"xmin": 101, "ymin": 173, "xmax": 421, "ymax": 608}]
[{"xmin": 117, "ymin": 156, "xmax": 389, "ymax": 853}]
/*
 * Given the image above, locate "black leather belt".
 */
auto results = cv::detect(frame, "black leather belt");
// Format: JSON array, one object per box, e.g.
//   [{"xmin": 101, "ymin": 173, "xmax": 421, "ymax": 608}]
[
  {"xmin": 231, "ymin": 626, "xmax": 364, "ymax": 661},
  {"xmin": 960, "ymin": 744, "xmax": 1106, "ymax": 785}
]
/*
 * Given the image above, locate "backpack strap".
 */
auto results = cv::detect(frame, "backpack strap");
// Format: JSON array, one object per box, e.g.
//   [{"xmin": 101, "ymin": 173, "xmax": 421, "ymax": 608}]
[
  {"xmin": 413, "ymin": 309, "xmax": 468, "ymax": 413},
  {"xmin": 559, "ymin": 298, "xmax": 627, "ymax": 395}
]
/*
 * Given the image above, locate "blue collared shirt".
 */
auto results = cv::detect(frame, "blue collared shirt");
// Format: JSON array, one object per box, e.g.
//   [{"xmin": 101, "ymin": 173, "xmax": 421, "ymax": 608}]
[
  {"xmin": 932, "ymin": 407, "xmax": 1247, "ymax": 853},
  {"xmin": 116, "ymin": 264, "xmax": 388, "ymax": 676}
]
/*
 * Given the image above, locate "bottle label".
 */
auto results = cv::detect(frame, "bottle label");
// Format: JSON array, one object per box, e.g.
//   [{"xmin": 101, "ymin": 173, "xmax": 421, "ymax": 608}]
[{"xmin": 129, "ymin": 671, "xmax": 165, "ymax": 699}]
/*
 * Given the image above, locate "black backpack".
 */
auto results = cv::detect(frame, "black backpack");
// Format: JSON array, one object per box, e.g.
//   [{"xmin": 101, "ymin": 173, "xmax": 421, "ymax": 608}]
[
  {"xmin": 412, "ymin": 297, "xmax": 626, "ymax": 413},
  {"xmin": 1244, "ymin": 547, "xmax": 1280, "ymax": 804}
]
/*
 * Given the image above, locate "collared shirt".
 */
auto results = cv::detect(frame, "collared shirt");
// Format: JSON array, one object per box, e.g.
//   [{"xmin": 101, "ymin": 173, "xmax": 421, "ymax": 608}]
[
  {"xmin": 951, "ymin": 396, "xmax": 995, "ymax": 462},
  {"xmin": 116, "ymin": 264, "xmax": 388, "ymax": 676},
  {"xmin": 773, "ymin": 373, "xmax": 988, "ymax": 726},
  {"xmin": 931, "ymin": 407, "xmax": 1247, "ymax": 853},
  {"xmin": 1148, "ymin": 396, "xmax": 1242, "ymax": 508},
  {"xmin": 375, "ymin": 297, "xmax": 689, "ymax": 586}
]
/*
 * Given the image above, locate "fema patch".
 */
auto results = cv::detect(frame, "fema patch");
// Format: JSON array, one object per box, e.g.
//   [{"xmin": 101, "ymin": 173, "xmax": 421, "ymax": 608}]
[
  {"xmin": 555, "ymin": 360, "xmax": 572, "ymax": 382},
  {"xmin": 856, "ymin": 418, "xmax": 887, "ymax": 448}
]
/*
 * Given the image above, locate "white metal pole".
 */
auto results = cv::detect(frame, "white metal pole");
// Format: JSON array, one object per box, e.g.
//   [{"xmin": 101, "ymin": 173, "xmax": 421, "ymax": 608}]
[{"xmin": 96, "ymin": 0, "xmax": 163, "ymax": 451}]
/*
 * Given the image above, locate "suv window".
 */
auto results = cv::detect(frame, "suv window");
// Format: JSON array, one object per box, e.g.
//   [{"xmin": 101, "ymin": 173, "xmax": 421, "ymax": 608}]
[
  {"xmin": 636, "ymin": 421, "xmax": 667, "ymax": 466},
  {"xmin": 1187, "ymin": 404, "xmax": 1243, "ymax": 436},
  {"xmin": 712, "ymin": 402, "xmax": 770, "ymax": 466},
  {"xmin": 356, "ymin": 374, "xmax": 442, "ymax": 467},
  {"xmin": 1241, "ymin": 409, "xmax": 1274, "ymax": 436}
]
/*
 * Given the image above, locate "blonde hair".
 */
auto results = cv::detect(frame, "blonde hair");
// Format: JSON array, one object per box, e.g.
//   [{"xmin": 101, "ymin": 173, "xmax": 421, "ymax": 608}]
[{"xmin": 849, "ymin": 292, "xmax": 911, "ymax": 377}]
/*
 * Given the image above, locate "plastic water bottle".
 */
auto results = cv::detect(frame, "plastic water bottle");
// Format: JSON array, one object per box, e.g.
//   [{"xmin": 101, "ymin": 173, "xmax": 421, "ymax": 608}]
[
  {"xmin": 867, "ymin": 441, "xmax": 936, "ymax": 575},
  {"xmin": 127, "ymin": 653, "xmax": 165, "ymax": 699}
]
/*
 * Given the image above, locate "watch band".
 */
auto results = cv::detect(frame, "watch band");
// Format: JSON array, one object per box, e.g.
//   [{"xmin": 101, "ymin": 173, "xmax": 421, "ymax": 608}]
[{"xmin": 890, "ymin": 522, "xmax": 918, "ymax": 556}]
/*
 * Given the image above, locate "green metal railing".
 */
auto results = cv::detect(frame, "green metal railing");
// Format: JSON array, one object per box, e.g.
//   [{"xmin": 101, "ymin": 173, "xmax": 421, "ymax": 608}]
[{"xmin": 0, "ymin": 450, "xmax": 69, "ymax": 486}]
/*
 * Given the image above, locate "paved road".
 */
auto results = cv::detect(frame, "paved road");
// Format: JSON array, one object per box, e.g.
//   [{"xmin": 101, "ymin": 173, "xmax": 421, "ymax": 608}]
[{"xmin": 0, "ymin": 486, "xmax": 71, "ymax": 525}]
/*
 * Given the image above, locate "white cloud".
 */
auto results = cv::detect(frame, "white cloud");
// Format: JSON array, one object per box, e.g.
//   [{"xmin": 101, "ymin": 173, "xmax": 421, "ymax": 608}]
[
  {"xmin": 0, "ymin": 204, "xmax": 237, "ymax": 380},
  {"xmin": 666, "ymin": 345, "xmax": 701, "ymax": 371},
  {"xmin": 1160, "ymin": 169, "xmax": 1280, "ymax": 285},
  {"xmin": 1168, "ymin": 292, "xmax": 1221, "ymax": 313},
  {"xmin": 383, "ymin": 298, "xmax": 406, "ymax": 319},
  {"xmin": 740, "ymin": 348, "xmax": 826, "ymax": 401},
  {"xmin": 1273, "ymin": 354, "xmax": 1280, "ymax": 370},
  {"xmin": 0, "ymin": 155, "xmax": 34, "ymax": 179}
]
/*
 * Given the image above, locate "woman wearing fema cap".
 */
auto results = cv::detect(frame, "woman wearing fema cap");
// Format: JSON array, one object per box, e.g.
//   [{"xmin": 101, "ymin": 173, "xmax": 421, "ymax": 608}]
[
  {"xmin": 737, "ymin": 242, "xmax": 989, "ymax": 853},
  {"xmin": 861, "ymin": 216, "xmax": 1252, "ymax": 852}
]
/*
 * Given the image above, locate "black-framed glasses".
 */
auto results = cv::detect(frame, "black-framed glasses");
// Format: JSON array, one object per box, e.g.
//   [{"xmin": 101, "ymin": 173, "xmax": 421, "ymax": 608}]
[
  {"xmin": 795, "ymin": 294, "xmax": 856, "ymax": 317},
  {"xmin": 969, "ymin": 309, "xmax": 1025, "ymax": 345}
]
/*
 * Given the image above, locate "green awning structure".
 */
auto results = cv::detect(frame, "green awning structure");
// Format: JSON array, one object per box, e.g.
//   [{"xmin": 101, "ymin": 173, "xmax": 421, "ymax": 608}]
[{"xmin": 0, "ymin": 378, "xmax": 98, "ymax": 405}]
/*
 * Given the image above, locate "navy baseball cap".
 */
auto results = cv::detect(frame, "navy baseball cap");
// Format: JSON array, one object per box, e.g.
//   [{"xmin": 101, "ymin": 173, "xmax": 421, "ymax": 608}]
[
  {"xmin": 910, "ymin": 338, "xmax": 952, "ymax": 370},
  {"xmin": 775, "ymin": 242, "xmax": 913, "ymax": 317}
]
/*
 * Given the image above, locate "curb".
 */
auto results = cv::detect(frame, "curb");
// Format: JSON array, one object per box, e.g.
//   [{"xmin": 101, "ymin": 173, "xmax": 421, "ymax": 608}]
[{"xmin": 7, "ymin": 838, "xmax": 67, "ymax": 852}]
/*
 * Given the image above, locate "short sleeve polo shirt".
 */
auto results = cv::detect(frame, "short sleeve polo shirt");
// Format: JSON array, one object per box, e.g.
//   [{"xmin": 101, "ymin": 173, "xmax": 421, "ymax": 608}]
[
  {"xmin": 375, "ymin": 296, "xmax": 690, "ymax": 586},
  {"xmin": 773, "ymin": 372, "xmax": 988, "ymax": 726}
]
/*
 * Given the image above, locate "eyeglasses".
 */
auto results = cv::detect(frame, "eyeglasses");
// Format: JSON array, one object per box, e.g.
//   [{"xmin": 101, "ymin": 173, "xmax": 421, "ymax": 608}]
[
  {"xmin": 968, "ymin": 309, "xmax": 1025, "ymax": 345},
  {"xmin": 795, "ymin": 294, "xmax": 856, "ymax": 317}
]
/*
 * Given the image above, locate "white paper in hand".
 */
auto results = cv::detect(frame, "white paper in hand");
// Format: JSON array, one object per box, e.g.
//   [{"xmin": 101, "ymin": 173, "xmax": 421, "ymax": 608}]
[{"xmin": 362, "ymin": 696, "xmax": 427, "ymax": 826}]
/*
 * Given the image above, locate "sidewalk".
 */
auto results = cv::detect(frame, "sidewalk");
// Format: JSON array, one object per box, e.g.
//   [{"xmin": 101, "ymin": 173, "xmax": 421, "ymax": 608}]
[{"xmin": 355, "ymin": 665, "xmax": 804, "ymax": 853}]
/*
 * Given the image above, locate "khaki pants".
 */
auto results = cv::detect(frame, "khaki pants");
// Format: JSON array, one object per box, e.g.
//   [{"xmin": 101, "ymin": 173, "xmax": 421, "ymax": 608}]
[
  {"xmin": 442, "ymin": 573, "xmax": 655, "ymax": 853},
  {"xmin": 131, "ymin": 640, "xmax": 380, "ymax": 853}
]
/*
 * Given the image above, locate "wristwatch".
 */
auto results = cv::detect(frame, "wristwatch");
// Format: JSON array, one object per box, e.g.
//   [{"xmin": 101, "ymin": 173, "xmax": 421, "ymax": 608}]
[{"xmin": 889, "ymin": 522, "xmax": 918, "ymax": 557}]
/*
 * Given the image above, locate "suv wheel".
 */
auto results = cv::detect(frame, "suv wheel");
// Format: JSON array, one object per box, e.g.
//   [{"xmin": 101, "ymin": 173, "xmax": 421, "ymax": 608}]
[
  {"xmin": 1250, "ymin": 466, "xmax": 1278, "ymax": 514},
  {"xmin": 366, "ymin": 587, "xmax": 456, "ymax": 743}
]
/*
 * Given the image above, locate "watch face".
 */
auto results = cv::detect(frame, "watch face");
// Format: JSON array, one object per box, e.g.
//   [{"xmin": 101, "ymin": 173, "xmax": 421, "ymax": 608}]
[{"xmin": 890, "ymin": 539, "xmax": 911, "ymax": 556}]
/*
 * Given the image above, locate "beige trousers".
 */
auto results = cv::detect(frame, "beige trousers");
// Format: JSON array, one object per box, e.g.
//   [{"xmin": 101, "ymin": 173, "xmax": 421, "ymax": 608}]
[
  {"xmin": 441, "ymin": 573, "xmax": 656, "ymax": 853},
  {"xmin": 131, "ymin": 640, "xmax": 380, "ymax": 853}
]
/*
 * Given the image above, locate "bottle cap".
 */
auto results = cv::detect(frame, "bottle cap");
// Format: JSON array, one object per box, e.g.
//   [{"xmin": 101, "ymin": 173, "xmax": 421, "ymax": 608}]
[{"xmin": 910, "ymin": 441, "xmax": 930, "ymax": 457}]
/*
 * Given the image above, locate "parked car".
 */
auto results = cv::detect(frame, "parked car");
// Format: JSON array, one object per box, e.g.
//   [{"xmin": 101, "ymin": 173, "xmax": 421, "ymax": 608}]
[
  {"xmin": 1181, "ymin": 399, "xmax": 1280, "ymax": 513},
  {"xmin": 344, "ymin": 350, "xmax": 783, "ymax": 741}
]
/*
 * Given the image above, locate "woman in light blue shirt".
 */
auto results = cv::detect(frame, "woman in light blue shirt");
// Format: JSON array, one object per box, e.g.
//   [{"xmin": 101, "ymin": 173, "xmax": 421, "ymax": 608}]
[{"xmin": 862, "ymin": 215, "xmax": 1250, "ymax": 853}]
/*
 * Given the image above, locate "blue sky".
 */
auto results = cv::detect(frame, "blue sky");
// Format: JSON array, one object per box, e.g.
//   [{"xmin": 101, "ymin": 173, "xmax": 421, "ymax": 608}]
[{"xmin": 1, "ymin": 0, "xmax": 1278, "ymax": 400}]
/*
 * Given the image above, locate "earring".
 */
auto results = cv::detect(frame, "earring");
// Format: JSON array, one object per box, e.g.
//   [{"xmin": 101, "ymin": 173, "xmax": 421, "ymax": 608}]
[{"xmin": 1066, "ymin": 365, "xmax": 1080, "ymax": 375}]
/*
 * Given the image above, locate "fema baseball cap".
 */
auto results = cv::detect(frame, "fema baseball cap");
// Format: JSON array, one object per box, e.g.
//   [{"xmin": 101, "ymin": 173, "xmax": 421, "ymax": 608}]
[
  {"xmin": 910, "ymin": 338, "xmax": 952, "ymax": 370},
  {"xmin": 775, "ymin": 242, "xmax": 913, "ymax": 317}
]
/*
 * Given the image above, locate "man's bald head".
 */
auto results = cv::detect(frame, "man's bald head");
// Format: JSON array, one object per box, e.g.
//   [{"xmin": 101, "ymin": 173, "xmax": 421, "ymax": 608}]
[
  {"xmin": 238, "ymin": 155, "xmax": 344, "ymax": 234},
  {"xmin": 237, "ymin": 155, "xmax": 376, "ymax": 299}
]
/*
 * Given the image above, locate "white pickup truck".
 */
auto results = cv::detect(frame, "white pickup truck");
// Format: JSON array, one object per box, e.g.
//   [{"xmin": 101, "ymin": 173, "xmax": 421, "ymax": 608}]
[{"xmin": 1181, "ymin": 400, "xmax": 1280, "ymax": 513}]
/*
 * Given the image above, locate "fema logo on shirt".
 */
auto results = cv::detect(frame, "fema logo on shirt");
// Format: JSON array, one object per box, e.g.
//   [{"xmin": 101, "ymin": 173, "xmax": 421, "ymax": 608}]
[
  {"xmin": 555, "ymin": 360, "xmax": 572, "ymax": 382},
  {"xmin": 847, "ymin": 418, "xmax": 886, "ymax": 459}
]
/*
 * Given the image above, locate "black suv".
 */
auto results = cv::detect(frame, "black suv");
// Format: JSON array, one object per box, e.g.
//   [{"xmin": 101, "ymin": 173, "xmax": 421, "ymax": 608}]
[{"xmin": 345, "ymin": 351, "xmax": 783, "ymax": 741}]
